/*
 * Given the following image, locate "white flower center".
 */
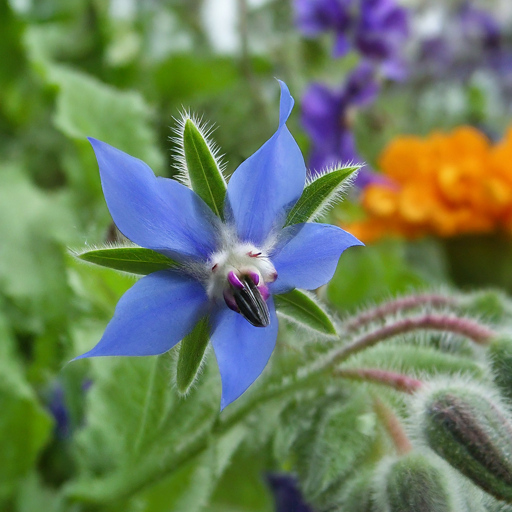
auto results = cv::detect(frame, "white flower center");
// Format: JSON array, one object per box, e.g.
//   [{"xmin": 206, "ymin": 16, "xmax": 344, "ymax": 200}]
[{"xmin": 206, "ymin": 242, "xmax": 277, "ymax": 301}]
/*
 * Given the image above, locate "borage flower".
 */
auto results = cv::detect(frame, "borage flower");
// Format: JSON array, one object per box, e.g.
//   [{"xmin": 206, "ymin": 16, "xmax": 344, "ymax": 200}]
[{"xmin": 75, "ymin": 81, "xmax": 362, "ymax": 409}]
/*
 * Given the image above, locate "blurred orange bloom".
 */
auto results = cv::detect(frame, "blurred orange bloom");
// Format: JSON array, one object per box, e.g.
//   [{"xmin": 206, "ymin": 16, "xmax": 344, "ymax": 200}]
[{"xmin": 345, "ymin": 126, "xmax": 512, "ymax": 242}]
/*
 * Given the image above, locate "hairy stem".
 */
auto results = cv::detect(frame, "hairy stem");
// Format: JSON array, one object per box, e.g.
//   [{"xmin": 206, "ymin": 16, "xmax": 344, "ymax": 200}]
[
  {"xmin": 329, "ymin": 314, "xmax": 494, "ymax": 367},
  {"xmin": 65, "ymin": 313, "xmax": 494, "ymax": 505},
  {"xmin": 373, "ymin": 397, "xmax": 412, "ymax": 455},
  {"xmin": 344, "ymin": 294, "xmax": 459, "ymax": 332},
  {"xmin": 335, "ymin": 368, "xmax": 423, "ymax": 394}
]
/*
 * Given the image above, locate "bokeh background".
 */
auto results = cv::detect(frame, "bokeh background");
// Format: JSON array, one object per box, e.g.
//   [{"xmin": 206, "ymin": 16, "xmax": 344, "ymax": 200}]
[{"xmin": 1, "ymin": 0, "xmax": 512, "ymax": 510}]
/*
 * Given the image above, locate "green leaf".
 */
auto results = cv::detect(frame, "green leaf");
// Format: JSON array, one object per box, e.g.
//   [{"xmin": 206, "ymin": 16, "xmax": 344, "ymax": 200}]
[
  {"xmin": 138, "ymin": 425, "xmax": 247, "ymax": 512},
  {"xmin": 284, "ymin": 166, "xmax": 359, "ymax": 226},
  {"xmin": 183, "ymin": 119, "xmax": 226, "ymax": 218},
  {"xmin": 177, "ymin": 317, "xmax": 211, "ymax": 395},
  {"xmin": 0, "ymin": 355, "xmax": 53, "ymax": 502},
  {"xmin": 68, "ymin": 349, "xmax": 220, "ymax": 503},
  {"xmin": 328, "ymin": 239, "xmax": 424, "ymax": 309},
  {"xmin": 274, "ymin": 290, "xmax": 337, "ymax": 335},
  {"xmin": 292, "ymin": 390, "xmax": 377, "ymax": 505},
  {"xmin": 75, "ymin": 246, "xmax": 179, "ymax": 275},
  {"xmin": 47, "ymin": 64, "xmax": 164, "ymax": 173}
]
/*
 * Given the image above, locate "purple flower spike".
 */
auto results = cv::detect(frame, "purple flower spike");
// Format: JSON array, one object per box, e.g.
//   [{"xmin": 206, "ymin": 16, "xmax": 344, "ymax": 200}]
[
  {"xmin": 294, "ymin": 0, "xmax": 409, "ymax": 78},
  {"xmin": 75, "ymin": 81, "xmax": 362, "ymax": 409},
  {"xmin": 355, "ymin": 0, "xmax": 409, "ymax": 79},
  {"xmin": 295, "ymin": 0, "xmax": 353, "ymax": 42},
  {"xmin": 458, "ymin": 2, "xmax": 501, "ymax": 52},
  {"xmin": 301, "ymin": 63, "xmax": 382, "ymax": 183}
]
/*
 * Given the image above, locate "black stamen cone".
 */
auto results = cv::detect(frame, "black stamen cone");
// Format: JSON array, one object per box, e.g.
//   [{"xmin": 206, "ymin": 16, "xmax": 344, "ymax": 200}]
[{"xmin": 233, "ymin": 276, "xmax": 270, "ymax": 327}]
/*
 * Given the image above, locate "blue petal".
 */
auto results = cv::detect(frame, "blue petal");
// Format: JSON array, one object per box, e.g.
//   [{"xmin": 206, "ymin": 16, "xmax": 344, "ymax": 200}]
[
  {"xmin": 210, "ymin": 298, "xmax": 278, "ymax": 410},
  {"xmin": 269, "ymin": 223, "xmax": 364, "ymax": 294},
  {"xmin": 225, "ymin": 82, "xmax": 306, "ymax": 246},
  {"xmin": 89, "ymin": 138, "xmax": 220, "ymax": 262},
  {"xmin": 74, "ymin": 271, "xmax": 208, "ymax": 358}
]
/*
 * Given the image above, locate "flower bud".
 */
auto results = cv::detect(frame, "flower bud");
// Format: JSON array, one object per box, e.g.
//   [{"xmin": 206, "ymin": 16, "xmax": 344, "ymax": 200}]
[
  {"xmin": 488, "ymin": 336, "xmax": 512, "ymax": 402},
  {"xmin": 416, "ymin": 383, "xmax": 512, "ymax": 503},
  {"xmin": 373, "ymin": 452, "xmax": 464, "ymax": 512},
  {"xmin": 339, "ymin": 469, "xmax": 375, "ymax": 512}
]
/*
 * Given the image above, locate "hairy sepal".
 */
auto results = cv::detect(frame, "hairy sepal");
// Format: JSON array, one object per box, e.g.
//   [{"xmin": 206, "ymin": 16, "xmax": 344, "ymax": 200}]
[
  {"xmin": 73, "ymin": 245, "xmax": 179, "ymax": 275},
  {"xmin": 284, "ymin": 165, "xmax": 360, "ymax": 226},
  {"xmin": 176, "ymin": 317, "xmax": 211, "ymax": 396},
  {"xmin": 274, "ymin": 289, "xmax": 337, "ymax": 335},
  {"xmin": 488, "ymin": 337, "xmax": 512, "ymax": 402},
  {"xmin": 412, "ymin": 379, "xmax": 512, "ymax": 503},
  {"xmin": 373, "ymin": 452, "xmax": 465, "ymax": 512},
  {"xmin": 175, "ymin": 115, "xmax": 227, "ymax": 219}
]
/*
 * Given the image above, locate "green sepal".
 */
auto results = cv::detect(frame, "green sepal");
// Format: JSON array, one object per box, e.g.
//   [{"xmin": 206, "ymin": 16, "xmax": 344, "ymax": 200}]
[
  {"xmin": 284, "ymin": 165, "xmax": 359, "ymax": 226},
  {"xmin": 376, "ymin": 452, "xmax": 462, "ymax": 512},
  {"xmin": 419, "ymin": 385, "xmax": 512, "ymax": 503},
  {"xmin": 488, "ymin": 336, "xmax": 512, "ymax": 402},
  {"xmin": 274, "ymin": 289, "xmax": 337, "ymax": 335},
  {"xmin": 176, "ymin": 317, "xmax": 211, "ymax": 395},
  {"xmin": 183, "ymin": 118, "xmax": 226, "ymax": 219},
  {"xmin": 75, "ymin": 246, "xmax": 179, "ymax": 275}
]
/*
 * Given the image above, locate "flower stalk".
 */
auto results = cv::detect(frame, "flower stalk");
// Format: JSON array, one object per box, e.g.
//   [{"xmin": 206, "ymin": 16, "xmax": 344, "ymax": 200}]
[
  {"xmin": 373, "ymin": 397, "xmax": 412, "ymax": 455},
  {"xmin": 335, "ymin": 368, "xmax": 423, "ymax": 394},
  {"xmin": 343, "ymin": 294, "xmax": 459, "ymax": 332},
  {"xmin": 330, "ymin": 314, "xmax": 494, "ymax": 367}
]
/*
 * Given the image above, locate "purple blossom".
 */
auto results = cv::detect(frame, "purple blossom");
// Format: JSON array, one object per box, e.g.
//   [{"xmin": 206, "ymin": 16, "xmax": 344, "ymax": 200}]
[
  {"xmin": 294, "ymin": 0, "xmax": 409, "ymax": 79},
  {"xmin": 266, "ymin": 474, "xmax": 314, "ymax": 512},
  {"xmin": 301, "ymin": 63, "xmax": 383, "ymax": 186},
  {"xmin": 295, "ymin": 0, "xmax": 354, "ymax": 57},
  {"xmin": 458, "ymin": 2, "xmax": 501, "ymax": 53},
  {"xmin": 416, "ymin": 3, "xmax": 512, "ymax": 82},
  {"xmin": 75, "ymin": 82, "xmax": 362, "ymax": 410},
  {"xmin": 47, "ymin": 384, "xmax": 70, "ymax": 439},
  {"xmin": 355, "ymin": 0, "xmax": 409, "ymax": 80}
]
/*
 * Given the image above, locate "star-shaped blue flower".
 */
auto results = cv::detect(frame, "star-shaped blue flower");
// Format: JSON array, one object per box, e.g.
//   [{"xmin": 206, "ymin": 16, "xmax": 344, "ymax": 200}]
[{"xmin": 76, "ymin": 81, "xmax": 362, "ymax": 409}]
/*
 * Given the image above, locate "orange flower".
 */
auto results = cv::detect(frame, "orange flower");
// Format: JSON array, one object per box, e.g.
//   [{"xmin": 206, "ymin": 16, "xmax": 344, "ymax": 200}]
[{"xmin": 344, "ymin": 125, "xmax": 512, "ymax": 242}]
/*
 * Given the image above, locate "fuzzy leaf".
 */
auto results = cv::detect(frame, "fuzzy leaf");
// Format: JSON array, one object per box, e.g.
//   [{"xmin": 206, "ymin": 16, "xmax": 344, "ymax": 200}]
[
  {"xmin": 183, "ymin": 119, "xmax": 226, "ymax": 219},
  {"xmin": 176, "ymin": 317, "xmax": 211, "ymax": 395},
  {"xmin": 284, "ymin": 166, "xmax": 359, "ymax": 226},
  {"xmin": 274, "ymin": 289, "xmax": 337, "ymax": 335},
  {"xmin": 67, "ymin": 348, "xmax": 220, "ymax": 503},
  {"xmin": 76, "ymin": 247, "xmax": 179, "ymax": 275}
]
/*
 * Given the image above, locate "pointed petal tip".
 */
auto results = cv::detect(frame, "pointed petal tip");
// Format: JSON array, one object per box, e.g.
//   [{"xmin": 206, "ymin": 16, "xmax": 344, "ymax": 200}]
[
  {"xmin": 276, "ymin": 78, "xmax": 294, "ymax": 127},
  {"xmin": 87, "ymin": 136, "xmax": 103, "ymax": 148}
]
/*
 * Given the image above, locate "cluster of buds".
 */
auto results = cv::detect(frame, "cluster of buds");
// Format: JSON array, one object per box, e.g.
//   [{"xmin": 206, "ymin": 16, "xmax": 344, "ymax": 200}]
[{"xmin": 297, "ymin": 290, "xmax": 512, "ymax": 512}]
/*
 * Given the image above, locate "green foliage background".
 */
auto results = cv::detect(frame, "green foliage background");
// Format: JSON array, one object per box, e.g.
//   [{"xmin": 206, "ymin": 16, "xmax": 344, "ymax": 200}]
[{"xmin": 2, "ymin": 1, "xmax": 511, "ymax": 511}]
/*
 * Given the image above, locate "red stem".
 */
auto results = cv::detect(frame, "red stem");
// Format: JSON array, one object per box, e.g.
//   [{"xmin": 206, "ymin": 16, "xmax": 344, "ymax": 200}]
[
  {"xmin": 335, "ymin": 368, "xmax": 423, "ymax": 394},
  {"xmin": 373, "ymin": 397, "xmax": 413, "ymax": 455},
  {"xmin": 344, "ymin": 294, "xmax": 458, "ymax": 332},
  {"xmin": 329, "ymin": 314, "xmax": 494, "ymax": 367}
]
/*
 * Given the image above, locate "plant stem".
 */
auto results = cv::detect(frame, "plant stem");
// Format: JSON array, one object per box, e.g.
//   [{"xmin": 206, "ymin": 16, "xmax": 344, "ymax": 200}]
[
  {"xmin": 330, "ymin": 314, "xmax": 494, "ymax": 367},
  {"xmin": 335, "ymin": 368, "xmax": 423, "ymax": 394},
  {"xmin": 65, "ymin": 313, "xmax": 493, "ymax": 505},
  {"xmin": 344, "ymin": 294, "xmax": 458, "ymax": 332},
  {"xmin": 373, "ymin": 397, "xmax": 412, "ymax": 455}
]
